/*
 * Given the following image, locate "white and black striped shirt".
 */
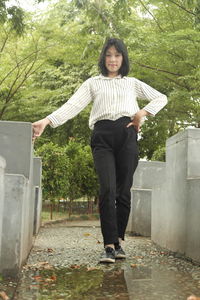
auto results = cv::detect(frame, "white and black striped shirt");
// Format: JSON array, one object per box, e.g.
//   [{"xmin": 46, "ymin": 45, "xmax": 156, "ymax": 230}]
[{"xmin": 47, "ymin": 74, "xmax": 167, "ymax": 129}]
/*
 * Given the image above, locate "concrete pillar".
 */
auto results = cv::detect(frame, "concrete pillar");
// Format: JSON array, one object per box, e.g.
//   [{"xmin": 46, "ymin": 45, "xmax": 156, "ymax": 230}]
[
  {"xmin": 0, "ymin": 121, "xmax": 34, "ymax": 254},
  {"xmin": 33, "ymin": 157, "xmax": 42, "ymax": 235},
  {"xmin": 127, "ymin": 161, "xmax": 165, "ymax": 236},
  {"xmin": 0, "ymin": 156, "xmax": 6, "ymax": 261},
  {"xmin": 0, "ymin": 121, "xmax": 33, "ymax": 178},
  {"xmin": 0, "ymin": 174, "xmax": 28, "ymax": 277},
  {"xmin": 152, "ymin": 128, "xmax": 200, "ymax": 262}
]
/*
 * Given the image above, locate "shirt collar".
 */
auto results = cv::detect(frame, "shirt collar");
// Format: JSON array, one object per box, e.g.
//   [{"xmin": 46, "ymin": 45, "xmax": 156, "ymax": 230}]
[{"xmin": 98, "ymin": 74, "xmax": 124, "ymax": 80}]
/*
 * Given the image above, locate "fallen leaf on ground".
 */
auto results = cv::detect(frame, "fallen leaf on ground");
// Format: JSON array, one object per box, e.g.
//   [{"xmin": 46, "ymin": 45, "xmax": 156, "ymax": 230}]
[
  {"xmin": 0, "ymin": 291, "xmax": 9, "ymax": 300},
  {"xmin": 83, "ymin": 233, "xmax": 91, "ymax": 237},
  {"xmin": 36, "ymin": 262, "xmax": 54, "ymax": 270},
  {"xmin": 187, "ymin": 296, "xmax": 200, "ymax": 300},
  {"xmin": 160, "ymin": 251, "xmax": 168, "ymax": 255},
  {"xmin": 87, "ymin": 267, "xmax": 99, "ymax": 271},
  {"xmin": 33, "ymin": 275, "xmax": 43, "ymax": 282},
  {"xmin": 130, "ymin": 264, "xmax": 137, "ymax": 268},
  {"xmin": 25, "ymin": 261, "xmax": 54, "ymax": 271},
  {"xmin": 47, "ymin": 248, "xmax": 54, "ymax": 252},
  {"xmin": 50, "ymin": 275, "xmax": 57, "ymax": 281},
  {"xmin": 44, "ymin": 278, "xmax": 55, "ymax": 283},
  {"xmin": 150, "ymin": 251, "xmax": 158, "ymax": 255},
  {"xmin": 70, "ymin": 265, "xmax": 81, "ymax": 269}
]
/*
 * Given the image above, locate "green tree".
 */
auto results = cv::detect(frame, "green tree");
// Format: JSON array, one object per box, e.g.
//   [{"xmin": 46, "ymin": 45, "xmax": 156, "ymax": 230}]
[
  {"xmin": 35, "ymin": 142, "xmax": 70, "ymax": 201},
  {"xmin": 0, "ymin": 0, "xmax": 25, "ymax": 34},
  {"xmin": 64, "ymin": 139, "xmax": 98, "ymax": 214},
  {"xmin": 2, "ymin": 0, "xmax": 200, "ymax": 160}
]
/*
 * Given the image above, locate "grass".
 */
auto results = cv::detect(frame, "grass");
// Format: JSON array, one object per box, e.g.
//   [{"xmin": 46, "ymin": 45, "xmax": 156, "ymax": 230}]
[{"xmin": 41, "ymin": 210, "xmax": 99, "ymax": 222}]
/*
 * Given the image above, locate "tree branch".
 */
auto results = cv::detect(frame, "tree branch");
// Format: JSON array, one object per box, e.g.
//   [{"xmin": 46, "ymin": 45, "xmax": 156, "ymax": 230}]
[
  {"xmin": 0, "ymin": 49, "xmax": 39, "ymax": 86},
  {"xmin": 163, "ymin": 75, "xmax": 192, "ymax": 91},
  {"xmin": 4, "ymin": 50, "xmax": 38, "ymax": 104},
  {"xmin": 138, "ymin": 0, "xmax": 164, "ymax": 32},
  {"xmin": 167, "ymin": 50, "xmax": 196, "ymax": 69},
  {"xmin": 165, "ymin": 5, "xmax": 176, "ymax": 31},
  {"xmin": 167, "ymin": 0, "xmax": 196, "ymax": 16},
  {"xmin": 133, "ymin": 61, "xmax": 182, "ymax": 76},
  {"xmin": 0, "ymin": 42, "xmax": 54, "ymax": 87},
  {"xmin": 0, "ymin": 62, "xmax": 44, "ymax": 119},
  {"xmin": 0, "ymin": 32, "xmax": 9, "ymax": 53}
]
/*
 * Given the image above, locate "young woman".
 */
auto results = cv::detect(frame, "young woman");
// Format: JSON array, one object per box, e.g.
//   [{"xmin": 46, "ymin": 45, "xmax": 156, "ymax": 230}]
[{"xmin": 32, "ymin": 38, "xmax": 167, "ymax": 263}]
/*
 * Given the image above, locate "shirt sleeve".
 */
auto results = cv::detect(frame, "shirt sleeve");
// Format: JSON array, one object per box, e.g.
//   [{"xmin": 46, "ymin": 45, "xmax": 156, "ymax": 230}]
[
  {"xmin": 134, "ymin": 78, "xmax": 167, "ymax": 115},
  {"xmin": 47, "ymin": 79, "xmax": 93, "ymax": 128}
]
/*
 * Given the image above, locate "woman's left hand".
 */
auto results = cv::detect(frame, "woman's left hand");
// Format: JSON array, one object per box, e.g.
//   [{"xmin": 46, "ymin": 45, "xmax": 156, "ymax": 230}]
[{"xmin": 127, "ymin": 109, "xmax": 149, "ymax": 132}]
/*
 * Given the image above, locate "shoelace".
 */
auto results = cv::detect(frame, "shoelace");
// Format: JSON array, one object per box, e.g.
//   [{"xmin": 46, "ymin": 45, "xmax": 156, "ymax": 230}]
[{"xmin": 105, "ymin": 247, "xmax": 115, "ymax": 253}]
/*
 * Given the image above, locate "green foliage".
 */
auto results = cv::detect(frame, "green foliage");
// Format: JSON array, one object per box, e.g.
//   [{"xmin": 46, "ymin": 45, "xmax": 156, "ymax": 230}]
[
  {"xmin": 1, "ymin": 0, "xmax": 200, "ymax": 163},
  {"xmin": 35, "ymin": 140, "xmax": 98, "ymax": 202},
  {"xmin": 64, "ymin": 140, "xmax": 98, "ymax": 201},
  {"xmin": 0, "ymin": 0, "xmax": 25, "ymax": 34},
  {"xmin": 35, "ymin": 142, "xmax": 70, "ymax": 201},
  {"xmin": 151, "ymin": 145, "xmax": 166, "ymax": 162}
]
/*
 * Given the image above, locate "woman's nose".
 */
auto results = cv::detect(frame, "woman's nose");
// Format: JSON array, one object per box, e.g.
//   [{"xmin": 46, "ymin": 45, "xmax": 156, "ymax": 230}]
[{"xmin": 110, "ymin": 55, "xmax": 115, "ymax": 61}]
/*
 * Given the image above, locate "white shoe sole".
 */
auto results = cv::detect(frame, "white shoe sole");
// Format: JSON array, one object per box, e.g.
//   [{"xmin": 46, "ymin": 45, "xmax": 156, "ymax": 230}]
[
  {"xmin": 99, "ymin": 258, "xmax": 115, "ymax": 263},
  {"xmin": 115, "ymin": 254, "xmax": 126, "ymax": 259}
]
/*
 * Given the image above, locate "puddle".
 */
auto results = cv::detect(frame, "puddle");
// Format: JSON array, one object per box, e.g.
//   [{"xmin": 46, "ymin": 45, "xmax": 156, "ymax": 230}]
[
  {"xmin": 0, "ymin": 275, "xmax": 18, "ymax": 299},
  {"xmin": 14, "ymin": 262, "xmax": 200, "ymax": 300}
]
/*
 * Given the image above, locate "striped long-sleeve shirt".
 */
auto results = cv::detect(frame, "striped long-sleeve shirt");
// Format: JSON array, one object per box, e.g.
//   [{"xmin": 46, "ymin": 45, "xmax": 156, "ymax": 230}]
[{"xmin": 47, "ymin": 74, "xmax": 167, "ymax": 129}]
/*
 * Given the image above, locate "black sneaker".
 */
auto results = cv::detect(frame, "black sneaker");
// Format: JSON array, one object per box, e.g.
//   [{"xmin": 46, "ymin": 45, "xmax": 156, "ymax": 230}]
[
  {"xmin": 115, "ymin": 246, "xmax": 126, "ymax": 259},
  {"xmin": 99, "ymin": 247, "xmax": 115, "ymax": 263}
]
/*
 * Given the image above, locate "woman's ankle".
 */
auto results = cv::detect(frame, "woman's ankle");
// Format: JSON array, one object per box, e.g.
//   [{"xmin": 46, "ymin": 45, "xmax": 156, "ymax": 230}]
[{"xmin": 105, "ymin": 244, "xmax": 115, "ymax": 249}]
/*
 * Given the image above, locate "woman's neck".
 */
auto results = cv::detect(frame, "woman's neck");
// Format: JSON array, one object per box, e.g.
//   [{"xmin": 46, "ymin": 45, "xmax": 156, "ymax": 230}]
[{"xmin": 107, "ymin": 72, "xmax": 119, "ymax": 78}]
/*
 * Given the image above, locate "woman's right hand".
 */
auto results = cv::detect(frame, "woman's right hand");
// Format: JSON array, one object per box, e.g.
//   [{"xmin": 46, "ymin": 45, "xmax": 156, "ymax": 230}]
[{"xmin": 32, "ymin": 118, "xmax": 51, "ymax": 141}]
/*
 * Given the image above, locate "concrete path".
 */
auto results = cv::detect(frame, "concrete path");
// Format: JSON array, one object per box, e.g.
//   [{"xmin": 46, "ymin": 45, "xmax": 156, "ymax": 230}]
[{"xmin": 1, "ymin": 220, "xmax": 200, "ymax": 300}]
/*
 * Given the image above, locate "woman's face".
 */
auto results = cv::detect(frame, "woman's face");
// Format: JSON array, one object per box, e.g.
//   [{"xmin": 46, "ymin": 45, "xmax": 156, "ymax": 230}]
[{"xmin": 105, "ymin": 46, "xmax": 123, "ymax": 77}]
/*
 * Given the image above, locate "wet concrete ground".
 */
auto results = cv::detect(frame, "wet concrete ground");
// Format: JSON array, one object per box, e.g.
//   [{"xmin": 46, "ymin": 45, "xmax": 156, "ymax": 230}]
[{"xmin": 1, "ymin": 220, "xmax": 200, "ymax": 299}]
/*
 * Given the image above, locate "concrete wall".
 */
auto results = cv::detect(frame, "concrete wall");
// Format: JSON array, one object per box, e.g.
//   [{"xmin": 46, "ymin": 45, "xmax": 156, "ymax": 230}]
[
  {"xmin": 33, "ymin": 157, "xmax": 42, "ymax": 235},
  {"xmin": 152, "ymin": 128, "xmax": 200, "ymax": 262},
  {"xmin": 0, "ymin": 121, "xmax": 33, "ymax": 178},
  {"xmin": 0, "ymin": 121, "xmax": 35, "ymax": 252},
  {"xmin": 0, "ymin": 121, "xmax": 42, "ymax": 276},
  {"xmin": 1, "ymin": 174, "xmax": 28, "ymax": 277},
  {"xmin": 127, "ymin": 161, "xmax": 165, "ymax": 236},
  {"xmin": 0, "ymin": 120, "xmax": 35, "ymax": 250},
  {"xmin": 186, "ymin": 179, "xmax": 200, "ymax": 261},
  {"xmin": 0, "ymin": 156, "xmax": 6, "ymax": 260}
]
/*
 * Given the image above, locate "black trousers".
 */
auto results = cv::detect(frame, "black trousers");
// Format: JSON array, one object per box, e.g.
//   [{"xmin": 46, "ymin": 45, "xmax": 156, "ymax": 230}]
[{"xmin": 91, "ymin": 117, "xmax": 139, "ymax": 246}]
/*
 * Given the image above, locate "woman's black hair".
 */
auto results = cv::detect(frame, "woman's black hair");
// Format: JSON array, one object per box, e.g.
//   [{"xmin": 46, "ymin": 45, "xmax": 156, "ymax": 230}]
[{"xmin": 98, "ymin": 38, "xmax": 129, "ymax": 77}]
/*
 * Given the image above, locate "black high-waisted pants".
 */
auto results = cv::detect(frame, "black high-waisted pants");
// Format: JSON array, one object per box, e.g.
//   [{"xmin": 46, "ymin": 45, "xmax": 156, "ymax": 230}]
[{"xmin": 91, "ymin": 117, "xmax": 139, "ymax": 246}]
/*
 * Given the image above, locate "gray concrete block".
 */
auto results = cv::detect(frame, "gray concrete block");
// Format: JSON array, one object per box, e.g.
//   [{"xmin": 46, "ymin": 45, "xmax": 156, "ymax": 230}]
[
  {"xmin": 26, "ymin": 180, "xmax": 35, "ymax": 254},
  {"xmin": 33, "ymin": 157, "xmax": 42, "ymax": 235},
  {"xmin": 152, "ymin": 130, "xmax": 189, "ymax": 253},
  {"xmin": 127, "ymin": 160, "xmax": 166, "ymax": 236},
  {"xmin": 186, "ymin": 179, "xmax": 200, "ymax": 262},
  {"xmin": 0, "ymin": 121, "xmax": 33, "ymax": 179},
  {"xmin": 152, "ymin": 128, "xmax": 200, "ymax": 262},
  {"xmin": 0, "ymin": 156, "xmax": 6, "ymax": 260},
  {"xmin": 33, "ymin": 157, "xmax": 42, "ymax": 187},
  {"xmin": 0, "ymin": 121, "xmax": 36, "ymax": 255},
  {"xmin": 152, "ymin": 183, "xmax": 171, "ymax": 249},
  {"xmin": 0, "ymin": 174, "xmax": 29, "ymax": 277},
  {"xmin": 187, "ymin": 129, "xmax": 200, "ymax": 179},
  {"xmin": 133, "ymin": 161, "xmax": 166, "ymax": 189},
  {"xmin": 33, "ymin": 187, "xmax": 42, "ymax": 235},
  {"xmin": 129, "ymin": 189, "xmax": 152, "ymax": 237}
]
